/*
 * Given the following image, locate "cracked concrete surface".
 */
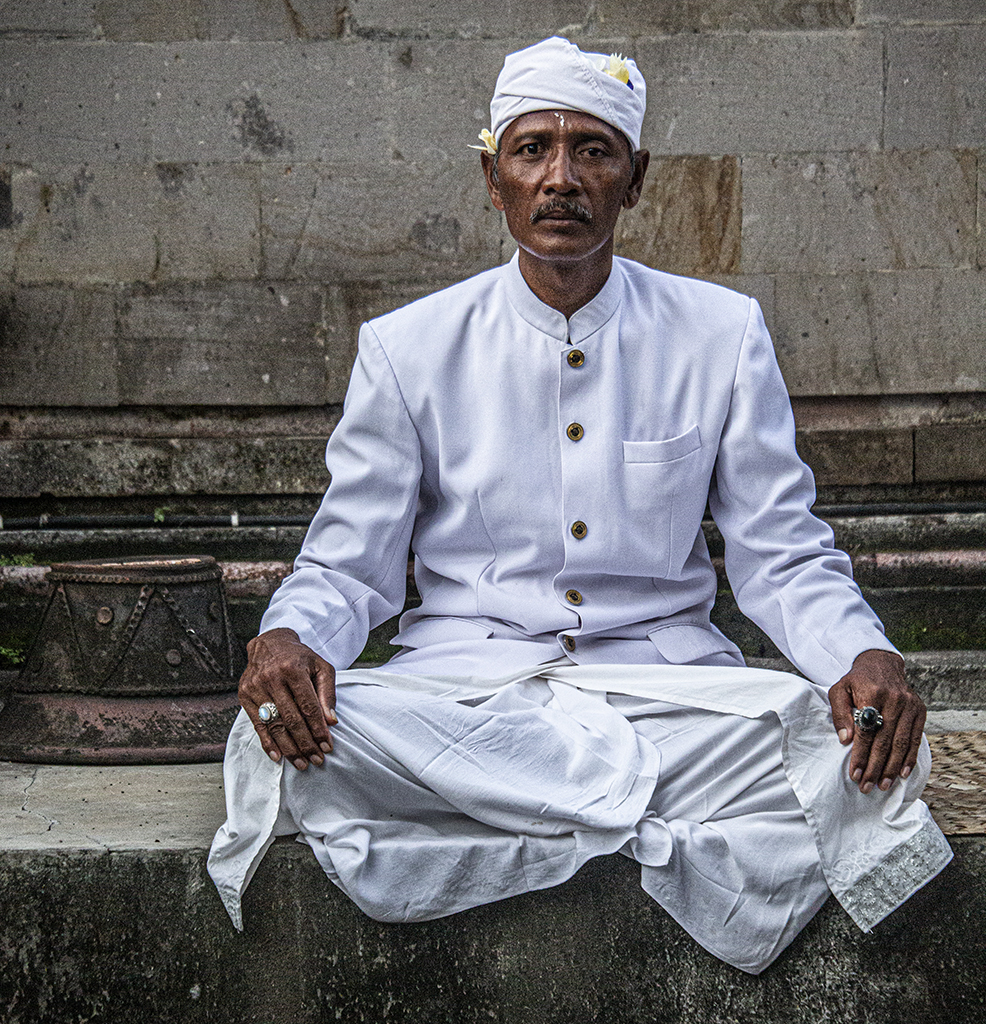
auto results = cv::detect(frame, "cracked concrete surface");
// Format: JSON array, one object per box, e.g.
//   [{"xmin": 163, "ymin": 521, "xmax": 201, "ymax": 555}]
[{"xmin": 0, "ymin": 761, "xmax": 226, "ymax": 850}]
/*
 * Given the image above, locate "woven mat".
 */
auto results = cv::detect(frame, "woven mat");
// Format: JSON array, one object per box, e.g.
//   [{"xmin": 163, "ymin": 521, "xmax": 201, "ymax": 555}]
[{"xmin": 925, "ymin": 731, "xmax": 986, "ymax": 835}]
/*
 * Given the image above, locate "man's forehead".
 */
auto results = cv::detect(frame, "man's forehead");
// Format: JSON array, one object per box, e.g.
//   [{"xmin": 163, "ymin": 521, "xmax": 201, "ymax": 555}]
[{"xmin": 501, "ymin": 109, "xmax": 626, "ymax": 142}]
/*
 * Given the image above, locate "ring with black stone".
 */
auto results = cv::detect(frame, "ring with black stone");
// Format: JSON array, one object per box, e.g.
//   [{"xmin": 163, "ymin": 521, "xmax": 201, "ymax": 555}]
[{"xmin": 853, "ymin": 705, "xmax": 884, "ymax": 733}]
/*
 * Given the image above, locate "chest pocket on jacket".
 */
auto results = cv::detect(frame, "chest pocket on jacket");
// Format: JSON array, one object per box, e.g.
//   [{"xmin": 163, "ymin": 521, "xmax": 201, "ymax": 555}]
[
  {"xmin": 616, "ymin": 425, "xmax": 705, "ymax": 580},
  {"xmin": 623, "ymin": 425, "xmax": 702, "ymax": 464}
]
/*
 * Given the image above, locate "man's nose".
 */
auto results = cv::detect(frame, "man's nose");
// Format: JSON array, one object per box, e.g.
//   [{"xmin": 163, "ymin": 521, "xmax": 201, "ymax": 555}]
[{"xmin": 543, "ymin": 148, "xmax": 579, "ymax": 193}]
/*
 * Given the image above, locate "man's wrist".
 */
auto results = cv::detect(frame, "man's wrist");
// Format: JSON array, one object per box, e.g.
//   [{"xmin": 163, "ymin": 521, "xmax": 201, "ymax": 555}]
[{"xmin": 247, "ymin": 628, "xmax": 301, "ymax": 657}]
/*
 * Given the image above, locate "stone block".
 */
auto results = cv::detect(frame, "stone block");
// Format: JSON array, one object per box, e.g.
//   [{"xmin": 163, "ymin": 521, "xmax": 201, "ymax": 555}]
[
  {"xmin": 796, "ymin": 428, "xmax": 914, "ymax": 486},
  {"xmin": 979, "ymin": 160, "xmax": 985, "ymax": 271},
  {"xmin": 260, "ymin": 157, "xmax": 499, "ymax": 282},
  {"xmin": 1, "ymin": 839, "xmax": 985, "ymax": 1024},
  {"xmin": 364, "ymin": 37, "xmax": 527, "ymax": 164},
  {"xmin": 94, "ymin": 0, "xmax": 301, "ymax": 41},
  {"xmin": 346, "ymin": 277, "xmax": 459, "ymax": 325},
  {"xmin": 0, "ymin": 405, "xmax": 340, "ymax": 440},
  {"xmin": 0, "ymin": 286, "xmax": 119, "ymax": 406},
  {"xmin": 0, "ymin": 40, "xmax": 352, "ymax": 164},
  {"xmin": 1, "ymin": 41, "xmax": 155, "ymax": 164},
  {"xmin": 615, "ymin": 155, "xmax": 740, "ymax": 276},
  {"xmin": 598, "ymin": 0, "xmax": 854, "ymax": 33},
  {"xmin": 742, "ymin": 151, "xmax": 977, "ymax": 274},
  {"xmin": 636, "ymin": 30, "xmax": 883, "ymax": 156},
  {"xmin": 773, "ymin": 270, "xmax": 986, "ymax": 396},
  {"xmin": 867, "ymin": 586, "xmax": 986, "ymax": 653},
  {"xmin": 343, "ymin": 0, "xmax": 591, "ymax": 40},
  {"xmin": 0, "ymin": 164, "xmax": 12, "ymax": 280},
  {"xmin": 145, "ymin": 162, "xmax": 261, "ymax": 281},
  {"xmin": 0, "ymin": 436, "xmax": 331, "ymax": 497},
  {"xmin": 336, "ymin": 0, "xmax": 853, "ymax": 40},
  {"xmin": 0, "ymin": 0, "xmax": 95, "ymax": 36},
  {"xmin": 9, "ymin": 162, "xmax": 260, "ymax": 285},
  {"xmin": 0, "ymin": 163, "xmax": 11, "ymax": 228},
  {"xmin": 885, "ymin": 27, "xmax": 986, "ymax": 149},
  {"xmin": 916, "ymin": 424, "xmax": 986, "ymax": 482},
  {"xmin": 115, "ymin": 282, "xmax": 356, "ymax": 405},
  {"xmin": 857, "ymin": 1, "xmax": 986, "ymax": 24},
  {"xmin": 9, "ymin": 163, "xmax": 154, "ymax": 283}
]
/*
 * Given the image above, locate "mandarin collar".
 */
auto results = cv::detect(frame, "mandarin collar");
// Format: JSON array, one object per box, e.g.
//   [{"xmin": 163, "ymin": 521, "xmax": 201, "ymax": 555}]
[{"xmin": 502, "ymin": 249, "xmax": 624, "ymax": 344}]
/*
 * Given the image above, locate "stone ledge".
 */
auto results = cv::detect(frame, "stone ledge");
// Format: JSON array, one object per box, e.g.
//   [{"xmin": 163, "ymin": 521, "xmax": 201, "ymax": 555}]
[{"xmin": 0, "ymin": 831, "xmax": 983, "ymax": 1023}]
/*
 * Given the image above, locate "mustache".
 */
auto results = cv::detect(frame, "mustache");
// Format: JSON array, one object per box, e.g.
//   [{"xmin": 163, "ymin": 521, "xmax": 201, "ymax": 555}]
[{"xmin": 530, "ymin": 199, "xmax": 592, "ymax": 225}]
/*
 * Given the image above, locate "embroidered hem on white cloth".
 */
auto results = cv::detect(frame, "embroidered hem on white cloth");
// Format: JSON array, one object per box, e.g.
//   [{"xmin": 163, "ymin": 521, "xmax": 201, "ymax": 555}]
[{"xmin": 208, "ymin": 658, "xmax": 952, "ymax": 965}]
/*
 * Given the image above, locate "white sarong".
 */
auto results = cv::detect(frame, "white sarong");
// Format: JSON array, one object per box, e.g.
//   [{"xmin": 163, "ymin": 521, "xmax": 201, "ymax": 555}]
[{"xmin": 208, "ymin": 659, "xmax": 951, "ymax": 974}]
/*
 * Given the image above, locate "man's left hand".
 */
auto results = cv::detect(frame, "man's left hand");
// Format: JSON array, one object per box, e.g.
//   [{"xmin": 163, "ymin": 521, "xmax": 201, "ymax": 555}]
[{"xmin": 828, "ymin": 649, "xmax": 926, "ymax": 794}]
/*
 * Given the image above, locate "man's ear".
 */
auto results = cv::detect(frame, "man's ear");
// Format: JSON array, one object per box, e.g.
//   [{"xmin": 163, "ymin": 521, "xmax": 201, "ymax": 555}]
[
  {"xmin": 481, "ymin": 151, "xmax": 506, "ymax": 212},
  {"xmin": 622, "ymin": 149, "xmax": 650, "ymax": 210}
]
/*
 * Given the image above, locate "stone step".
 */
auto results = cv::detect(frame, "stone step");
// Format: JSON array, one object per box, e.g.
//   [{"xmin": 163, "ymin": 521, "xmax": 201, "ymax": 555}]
[
  {"xmin": 1, "ymin": 753, "xmax": 983, "ymax": 1024},
  {"xmin": 1, "ymin": 509, "xmax": 985, "ymax": 562}
]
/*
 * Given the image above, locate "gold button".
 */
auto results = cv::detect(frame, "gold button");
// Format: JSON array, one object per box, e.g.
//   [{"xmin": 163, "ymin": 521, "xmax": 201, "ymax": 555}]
[
  {"xmin": 571, "ymin": 521, "xmax": 587, "ymax": 539},
  {"xmin": 562, "ymin": 635, "xmax": 576, "ymax": 652},
  {"xmin": 565, "ymin": 589, "xmax": 583, "ymax": 605},
  {"xmin": 567, "ymin": 349, "xmax": 585, "ymax": 368},
  {"xmin": 566, "ymin": 423, "xmax": 584, "ymax": 442}
]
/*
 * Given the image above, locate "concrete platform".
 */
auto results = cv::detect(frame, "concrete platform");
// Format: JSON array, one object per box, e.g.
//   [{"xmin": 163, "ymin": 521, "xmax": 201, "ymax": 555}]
[{"xmin": 1, "ymin": 732, "xmax": 984, "ymax": 1024}]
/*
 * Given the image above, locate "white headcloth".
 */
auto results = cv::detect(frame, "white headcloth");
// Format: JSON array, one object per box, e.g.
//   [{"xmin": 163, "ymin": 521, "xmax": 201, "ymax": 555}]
[{"xmin": 489, "ymin": 37, "xmax": 646, "ymax": 151}]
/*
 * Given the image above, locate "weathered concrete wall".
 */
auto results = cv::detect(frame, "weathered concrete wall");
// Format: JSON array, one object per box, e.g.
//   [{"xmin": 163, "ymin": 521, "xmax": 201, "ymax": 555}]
[
  {"xmin": 1, "ymin": 835, "xmax": 984, "ymax": 1024},
  {"xmin": 1, "ymin": 2, "xmax": 985, "ymax": 505}
]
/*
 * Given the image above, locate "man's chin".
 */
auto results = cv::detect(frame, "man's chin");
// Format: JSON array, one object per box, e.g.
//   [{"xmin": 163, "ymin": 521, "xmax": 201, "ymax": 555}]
[{"xmin": 517, "ymin": 236, "xmax": 613, "ymax": 264}]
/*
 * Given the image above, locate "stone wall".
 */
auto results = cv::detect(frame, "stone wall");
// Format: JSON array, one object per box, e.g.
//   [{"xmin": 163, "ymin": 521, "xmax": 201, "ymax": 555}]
[{"xmin": 1, "ymin": 1, "xmax": 985, "ymax": 510}]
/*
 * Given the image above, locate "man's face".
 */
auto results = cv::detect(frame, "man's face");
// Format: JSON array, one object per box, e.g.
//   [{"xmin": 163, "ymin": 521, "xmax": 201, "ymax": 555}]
[{"xmin": 482, "ymin": 109, "xmax": 648, "ymax": 265}]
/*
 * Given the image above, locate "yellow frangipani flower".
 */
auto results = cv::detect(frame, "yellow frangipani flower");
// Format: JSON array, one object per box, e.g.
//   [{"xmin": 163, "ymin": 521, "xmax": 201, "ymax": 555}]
[
  {"xmin": 602, "ymin": 53, "xmax": 631, "ymax": 86},
  {"xmin": 468, "ymin": 128, "xmax": 498, "ymax": 155}
]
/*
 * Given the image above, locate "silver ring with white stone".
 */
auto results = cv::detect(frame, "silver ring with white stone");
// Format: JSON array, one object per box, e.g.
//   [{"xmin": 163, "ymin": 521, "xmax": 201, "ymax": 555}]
[
  {"xmin": 258, "ymin": 701, "xmax": 280, "ymax": 725},
  {"xmin": 853, "ymin": 706, "xmax": 884, "ymax": 733}
]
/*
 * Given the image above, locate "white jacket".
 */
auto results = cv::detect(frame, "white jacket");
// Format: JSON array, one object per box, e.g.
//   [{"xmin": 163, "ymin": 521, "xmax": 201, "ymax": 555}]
[{"xmin": 261, "ymin": 252, "xmax": 896, "ymax": 684}]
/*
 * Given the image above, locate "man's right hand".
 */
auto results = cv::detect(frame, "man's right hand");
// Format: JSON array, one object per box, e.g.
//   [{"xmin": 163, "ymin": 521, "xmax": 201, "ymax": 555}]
[{"xmin": 238, "ymin": 628, "xmax": 337, "ymax": 770}]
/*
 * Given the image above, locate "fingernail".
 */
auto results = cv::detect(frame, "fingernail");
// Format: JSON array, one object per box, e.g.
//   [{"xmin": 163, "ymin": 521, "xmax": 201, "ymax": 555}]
[
  {"xmin": 327, "ymin": 708, "xmax": 338, "ymax": 725},
  {"xmin": 293, "ymin": 758, "xmax": 308, "ymax": 770},
  {"xmin": 851, "ymin": 768, "xmax": 862, "ymax": 783},
  {"xmin": 268, "ymin": 750, "xmax": 280, "ymax": 762},
  {"xmin": 862, "ymin": 781, "xmax": 874, "ymax": 794},
  {"xmin": 901, "ymin": 765, "xmax": 912, "ymax": 778},
  {"xmin": 311, "ymin": 754, "xmax": 324, "ymax": 767},
  {"xmin": 838, "ymin": 728, "xmax": 849, "ymax": 744},
  {"xmin": 880, "ymin": 778, "xmax": 892, "ymax": 791},
  {"xmin": 320, "ymin": 741, "xmax": 331, "ymax": 753}
]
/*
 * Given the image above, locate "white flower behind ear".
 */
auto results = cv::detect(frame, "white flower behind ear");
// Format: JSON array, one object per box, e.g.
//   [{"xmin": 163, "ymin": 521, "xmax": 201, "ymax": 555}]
[
  {"xmin": 468, "ymin": 128, "xmax": 498, "ymax": 154},
  {"xmin": 600, "ymin": 53, "xmax": 632, "ymax": 88}
]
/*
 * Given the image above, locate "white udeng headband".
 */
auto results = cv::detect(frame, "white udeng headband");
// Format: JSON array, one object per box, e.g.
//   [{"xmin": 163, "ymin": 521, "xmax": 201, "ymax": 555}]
[{"xmin": 476, "ymin": 36, "xmax": 647, "ymax": 154}]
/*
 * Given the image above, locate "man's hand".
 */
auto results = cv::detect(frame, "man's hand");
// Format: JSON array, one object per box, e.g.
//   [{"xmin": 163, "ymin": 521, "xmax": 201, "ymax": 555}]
[
  {"xmin": 238, "ymin": 628, "xmax": 337, "ymax": 770},
  {"xmin": 828, "ymin": 648, "xmax": 926, "ymax": 794}
]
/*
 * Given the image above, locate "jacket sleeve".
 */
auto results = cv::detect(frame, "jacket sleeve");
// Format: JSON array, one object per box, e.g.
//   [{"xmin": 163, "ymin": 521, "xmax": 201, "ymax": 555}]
[
  {"xmin": 708, "ymin": 299, "xmax": 898, "ymax": 686},
  {"xmin": 259, "ymin": 322, "xmax": 422, "ymax": 669}
]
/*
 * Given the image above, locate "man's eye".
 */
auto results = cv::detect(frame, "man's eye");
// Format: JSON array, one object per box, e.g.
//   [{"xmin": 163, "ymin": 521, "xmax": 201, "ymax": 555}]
[{"xmin": 521, "ymin": 143, "xmax": 540, "ymax": 155}]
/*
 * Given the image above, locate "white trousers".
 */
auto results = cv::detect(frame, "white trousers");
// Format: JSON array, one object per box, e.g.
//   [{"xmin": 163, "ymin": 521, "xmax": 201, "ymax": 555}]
[{"xmin": 209, "ymin": 662, "xmax": 951, "ymax": 975}]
